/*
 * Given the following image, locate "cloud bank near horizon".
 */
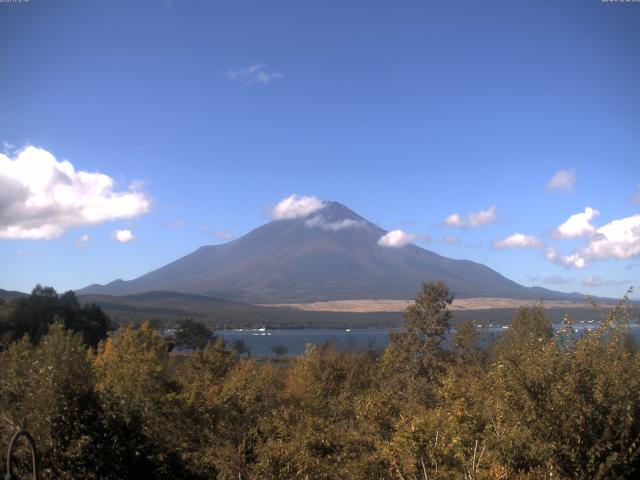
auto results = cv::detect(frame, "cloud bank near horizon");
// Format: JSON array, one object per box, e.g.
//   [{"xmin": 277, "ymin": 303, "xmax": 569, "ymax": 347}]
[{"xmin": 494, "ymin": 208, "xmax": 640, "ymax": 270}]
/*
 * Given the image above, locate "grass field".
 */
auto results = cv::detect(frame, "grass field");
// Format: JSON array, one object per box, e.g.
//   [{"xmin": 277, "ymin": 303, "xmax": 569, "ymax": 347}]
[{"xmin": 260, "ymin": 297, "xmax": 607, "ymax": 313}]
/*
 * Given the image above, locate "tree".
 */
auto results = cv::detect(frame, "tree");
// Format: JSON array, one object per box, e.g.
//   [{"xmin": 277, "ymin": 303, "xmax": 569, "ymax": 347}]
[
  {"xmin": 271, "ymin": 344, "xmax": 288, "ymax": 358},
  {"xmin": 174, "ymin": 318, "xmax": 214, "ymax": 350},
  {"xmin": 256, "ymin": 344, "xmax": 378, "ymax": 479},
  {"xmin": 378, "ymin": 280, "xmax": 454, "ymax": 407},
  {"xmin": 0, "ymin": 323, "xmax": 101, "ymax": 479},
  {"xmin": 232, "ymin": 339, "xmax": 250, "ymax": 357},
  {"xmin": 181, "ymin": 337, "xmax": 238, "ymax": 401},
  {"xmin": 487, "ymin": 298, "xmax": 640, "ymax": 479},
  {"xmin": 211, "ymin": 360, "xmax": 284, "ymax": 479},
  {"xmin": 93, "ymin": 322, "xmax": 194, "ymax": 478},
  {"xmin": 6, "ymin": 285, "xmax": 110, "ymax": 347}
]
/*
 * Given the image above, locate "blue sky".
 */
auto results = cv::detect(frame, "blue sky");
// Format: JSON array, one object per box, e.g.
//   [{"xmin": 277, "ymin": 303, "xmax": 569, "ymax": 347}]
[{"xmin": 0, "ymin": 0, "xmax": 638, "ymax": 299}]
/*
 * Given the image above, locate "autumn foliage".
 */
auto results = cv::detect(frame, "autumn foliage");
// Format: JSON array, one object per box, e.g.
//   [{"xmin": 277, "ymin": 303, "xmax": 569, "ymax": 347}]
[{"xmin": 1, "ymin": 282, "xmax": 639, "ymax": 479}]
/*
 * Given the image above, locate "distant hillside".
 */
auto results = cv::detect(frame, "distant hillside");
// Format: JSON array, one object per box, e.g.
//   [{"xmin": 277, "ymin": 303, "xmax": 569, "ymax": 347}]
[
  {"xmin": 0, "ymin": 288, "xmax": 26, "ymax": 301},
  {"xmin": 77, "ymin": 290, "xmax": 636, "ymax": 329},
  {"xmin": 78, "ymin": 291, "xmax": 403, "ymax": 329},
  {"xmin": 78, "ymin": 202, "xmax": 585, "ymax": 304}
]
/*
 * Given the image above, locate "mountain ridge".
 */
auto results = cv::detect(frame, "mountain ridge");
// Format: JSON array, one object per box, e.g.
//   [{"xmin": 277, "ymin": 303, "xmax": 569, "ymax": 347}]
[{"xmin": 77, "ymin": 201, "xmax": 585, "ymax": 303}]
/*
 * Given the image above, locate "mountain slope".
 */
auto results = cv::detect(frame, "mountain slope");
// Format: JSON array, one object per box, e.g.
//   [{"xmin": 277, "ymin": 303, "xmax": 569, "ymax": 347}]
[
  {"xmin": 0, "ymin": 288, "xmax": 27, "ymax": 301},
  {"xmin": 78, "ymin": 202, "xmax": 580, "ymax": 303}
]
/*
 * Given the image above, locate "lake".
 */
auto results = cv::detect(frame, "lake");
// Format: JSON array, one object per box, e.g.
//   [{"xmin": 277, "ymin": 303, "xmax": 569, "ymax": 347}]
[{"xmin": 216, "ymin": 322, "xmax": 640, "ymax": 357}]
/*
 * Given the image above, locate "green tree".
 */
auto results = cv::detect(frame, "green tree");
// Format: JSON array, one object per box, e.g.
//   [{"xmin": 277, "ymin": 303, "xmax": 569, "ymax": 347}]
[
  {"xmin": 175, "ymin": 318, "xmax": 214, "ymax": 351},
  {"xmin": 6, "ymin": 285, "xmax": 110, "ymax": 347},
  {"xmin": 378, "ymin": 280, "xmax": 454, "ymax": 407}
]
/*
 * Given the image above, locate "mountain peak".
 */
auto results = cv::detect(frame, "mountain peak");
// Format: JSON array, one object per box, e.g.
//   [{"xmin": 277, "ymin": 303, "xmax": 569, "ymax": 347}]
[{"xmin": 304, "ymin": 202, "xmax": 369, "ymax": 224}]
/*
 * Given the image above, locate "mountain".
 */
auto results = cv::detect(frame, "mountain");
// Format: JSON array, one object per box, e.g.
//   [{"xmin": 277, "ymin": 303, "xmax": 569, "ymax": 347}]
[
  {"xmin": 78, "ymin": 202, "xmax": 581, "ymax": 303},
  {"xmin": 0, "ymin": 288, "xmax": 26, "ymax": 301}
]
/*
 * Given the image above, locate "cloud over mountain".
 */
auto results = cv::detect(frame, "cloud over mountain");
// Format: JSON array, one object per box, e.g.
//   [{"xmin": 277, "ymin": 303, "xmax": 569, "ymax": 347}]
[
  {"xmin": 378, "ymin": 229, "xmax": 417, "ymax": 248},
  {"xmin": 305, "ymin": 214, "xmax": 364, "ymax": 231},
  {"xmin": 271, "ymin": 194, "xmax": 325, "ymax": 220},
  {"xmin": 0, "ymin": 146, "xmax": 150, "ymax": 239}
]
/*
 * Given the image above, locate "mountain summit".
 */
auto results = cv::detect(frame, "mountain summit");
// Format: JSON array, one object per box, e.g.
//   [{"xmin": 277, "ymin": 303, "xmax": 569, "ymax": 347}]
[{"xmin": 78, "ymin": 201, "xmax": 573, "ymax": 303}]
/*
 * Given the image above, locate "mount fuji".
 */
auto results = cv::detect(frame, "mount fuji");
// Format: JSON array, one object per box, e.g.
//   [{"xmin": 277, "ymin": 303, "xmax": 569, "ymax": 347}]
[{"xmin": 78, "ymin": 202, "xmax": 579, "ymax": 304}]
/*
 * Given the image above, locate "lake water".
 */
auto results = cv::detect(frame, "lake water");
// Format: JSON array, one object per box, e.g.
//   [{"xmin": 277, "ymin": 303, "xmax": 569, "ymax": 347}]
[{"xmin": 217, "ymin": 322, "xmax": 640, "ymax": 357}]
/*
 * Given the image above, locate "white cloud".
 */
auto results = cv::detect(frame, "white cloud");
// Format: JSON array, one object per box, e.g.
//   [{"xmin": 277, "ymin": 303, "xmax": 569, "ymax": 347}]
[
  {"xmin": 560, "ymin": 252, "xmax": 587, "ymax": 269},
  {"xmin": 546, "ymin": 169, "xmax": 576, "ymax": 191},
  {"xmin": 529, "ymin": 274, "xmax": 574, "ymax": 285},
  {"xmin": 582, "ymin": 276, "xmax": 601, "ymax": 287},
  {"xmin": 468, "ymin": 205, "xmax": 496, "ymax": 227},
  {"xmin": 225, "ymin": 64, "xmax": 283, "ymax": 84},
  {"xmin": 545, "ymin": 246, "xmax": 559, "ymax": 262},
  {"xmin": 543, "ymin": 246, "xmax": 586, "ymax": 269},
  {"xmin": 304, "ymin": 214, "xmax": 364, "ymax": 231},
  {"xmin": 0, "ymin": 146, "xmax": 150, "ymax": 240},
  {"xmin": 542, "ymin": 275, "xmax": 574, "ymax": 285},
  {"xmin": 213, "ymin": 230, "xmax": 234, "ymax": 241},
  {"xmin": 442, "ymin": 235, "xmax": 460, "ymax": 245},
  {"xmin": 443, "ymin": 206, "xmax": 496, "ymax": 228},
  {"xmin": 493, "ymin": 233, "xmax": 544, "ymax": 249},
  {"xmin": 113, "ymin": 229, "xmax": 135, "ymax": 243},
  {"xmin": 582, "ymin": 275, "xmax": 631, "ymax": 288},
  {"xmin": 553, "ymin": 207, "xmax": 599, "ymax": 239},
  {"xmin": 76, "ymin": 234, "xmax": 90, "ymax": 246},
  {"xmin": 443, "ymin": 213, "xmax": 464, "ymax": 227},
  {"xmin": 271, "ymin": 194, "xmax": 325, "ymax": 220},
  {"xmin": 378, "ymin": 229, "xmax": 417, "ymax": 248},
  {"xmin": 579, "ymin": 214, "xmax": 640, "ymax": 262}
]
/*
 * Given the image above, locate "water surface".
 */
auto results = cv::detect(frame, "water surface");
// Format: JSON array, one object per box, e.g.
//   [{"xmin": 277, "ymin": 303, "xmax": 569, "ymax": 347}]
[{"xmin": 216, "ymin": 322, "xmax": 640, "ymax": 357}]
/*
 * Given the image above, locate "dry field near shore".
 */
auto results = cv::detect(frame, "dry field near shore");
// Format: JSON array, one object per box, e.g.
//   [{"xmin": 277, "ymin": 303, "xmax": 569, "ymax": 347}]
[{"xmin": 261, "ymin": 298, "xmax": 600, "ymax": 313}]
